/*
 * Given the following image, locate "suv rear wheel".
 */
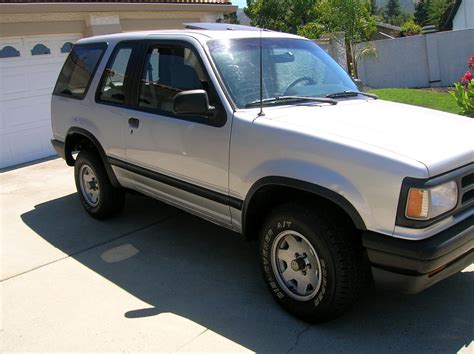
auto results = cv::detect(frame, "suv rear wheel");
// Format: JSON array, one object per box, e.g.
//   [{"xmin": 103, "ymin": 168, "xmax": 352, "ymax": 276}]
[
  {"xmin": 259, "ymin": 204, "xmax": 364, "ymax": 322},
  {"xmin": 74, "ymin": 150, "xmax": 125, "ymax": 219}
]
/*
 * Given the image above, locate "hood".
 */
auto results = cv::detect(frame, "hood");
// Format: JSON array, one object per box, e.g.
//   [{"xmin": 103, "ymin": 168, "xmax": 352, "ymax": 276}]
[{"xmin": 258, "ymin": 99, "xmax": 474, "ymax": 176}]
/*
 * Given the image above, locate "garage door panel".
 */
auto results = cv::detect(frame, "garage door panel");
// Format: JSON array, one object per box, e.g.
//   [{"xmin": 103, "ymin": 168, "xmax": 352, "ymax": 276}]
[
  {"xmin": 0, "ymin": 135, "xmax": 12, "ymax": 167},
  {"xmin": 1, "ymin": 62, "xmax": 64, "ymax": 100},
  {"xmin": 1, "ymin": 34, "xmax": 80, "ymax": 168},
  {"xmin": 39, "ymin": 126, "xmax": 56, "ymax": 155},
  {"xmin": 2, "ymin": 130, "xmax": 39, "ymax": 167},
  {"xmin": 0, "ymin": 72, "xmax": 28, "ymax": 98},
  {"xmin": 1, "ymin": 123, "xmax": 54, "ymax": 167},
  {"xmin": 30, "ymin": 64, "xmax": 63, "ymax": 92},
  {"xmin": 1, "ymin": 97, "xmax": 51, "ymax": 129}
]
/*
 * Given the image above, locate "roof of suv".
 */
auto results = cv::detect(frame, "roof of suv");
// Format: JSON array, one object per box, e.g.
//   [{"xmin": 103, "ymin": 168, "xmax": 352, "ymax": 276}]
[{"xmin": 77, "ymin": 27, "xmax": 305, "ymax": 46}]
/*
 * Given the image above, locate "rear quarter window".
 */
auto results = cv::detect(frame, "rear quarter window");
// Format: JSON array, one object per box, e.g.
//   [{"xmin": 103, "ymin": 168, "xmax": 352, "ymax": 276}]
[{"xmin": 53, "ymin": 43, "xmax": 107, "ymax": 99}]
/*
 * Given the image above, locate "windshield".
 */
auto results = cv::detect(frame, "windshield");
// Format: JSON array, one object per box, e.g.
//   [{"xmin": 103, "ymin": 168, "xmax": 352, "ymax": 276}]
[{"xmin": 207, "ymin": 38, "xmax": 358, "ymax": 109}]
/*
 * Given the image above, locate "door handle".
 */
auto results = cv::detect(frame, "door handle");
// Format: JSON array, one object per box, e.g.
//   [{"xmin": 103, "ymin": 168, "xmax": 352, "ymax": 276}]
[{"xmin": 128, "ymin": 117, "xmax": 140, "ymax": 129}]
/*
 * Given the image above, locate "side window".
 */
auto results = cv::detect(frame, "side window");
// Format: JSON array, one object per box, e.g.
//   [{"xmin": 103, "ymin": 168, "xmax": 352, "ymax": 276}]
[
  {"xmin": 137, "ymin": 45, "xmax": 206, "ymax": 114},
  {"xmin": 97, "ymin": 45, "xmax": 134, "ymax": 105},
  {"xmin": 53, "ymin": 43, "xmax": 106, "ymax": 99}
]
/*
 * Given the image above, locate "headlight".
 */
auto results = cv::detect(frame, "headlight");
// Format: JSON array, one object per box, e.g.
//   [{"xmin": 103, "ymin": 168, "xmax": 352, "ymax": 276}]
[{"xmin": 405, "ymin": 181, "xmax": 458, "ymax": 220}]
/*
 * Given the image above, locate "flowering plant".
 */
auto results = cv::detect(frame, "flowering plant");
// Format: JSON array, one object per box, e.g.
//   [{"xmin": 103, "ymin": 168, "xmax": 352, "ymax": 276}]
[{"xmin": 451, "ymin": 55, "xmax": 474, "ymax": 117}]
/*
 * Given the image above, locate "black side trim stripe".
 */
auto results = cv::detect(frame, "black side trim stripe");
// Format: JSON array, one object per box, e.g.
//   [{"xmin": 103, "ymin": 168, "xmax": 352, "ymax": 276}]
[{"xmin": 109, "ymin": 157, "xmax": 243, "ymax": 210}]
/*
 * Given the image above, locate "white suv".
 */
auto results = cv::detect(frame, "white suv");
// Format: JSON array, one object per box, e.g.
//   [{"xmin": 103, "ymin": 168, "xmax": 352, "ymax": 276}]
[{"xmin": 51, "ymin": 24, "xmax": 473, "ymax": 322}]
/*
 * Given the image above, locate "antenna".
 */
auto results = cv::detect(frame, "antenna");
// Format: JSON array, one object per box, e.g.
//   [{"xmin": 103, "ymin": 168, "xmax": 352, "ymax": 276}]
[{"xmin": 258, "ymin": 27, "xmax": 265, "ymax": 116}]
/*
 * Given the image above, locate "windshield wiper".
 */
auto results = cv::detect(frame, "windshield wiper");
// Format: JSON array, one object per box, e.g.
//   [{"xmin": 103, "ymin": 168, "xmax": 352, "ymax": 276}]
[
  {"xmin": 326, "ymin": 91, "xmax": 378, "ymax": 99},
  {"xmin": 245, "ymin": 95, "xmax": 337, "ymax": 108}
]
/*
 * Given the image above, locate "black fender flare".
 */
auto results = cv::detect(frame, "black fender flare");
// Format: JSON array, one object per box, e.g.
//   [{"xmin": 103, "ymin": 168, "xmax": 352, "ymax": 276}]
[
  {"xmin": 242, "ymin": 176, "xmax": 367, "ymax": 237},
  {"xmin": 65, "ymin": 127, "xmax": 121, "ymax": 188}
]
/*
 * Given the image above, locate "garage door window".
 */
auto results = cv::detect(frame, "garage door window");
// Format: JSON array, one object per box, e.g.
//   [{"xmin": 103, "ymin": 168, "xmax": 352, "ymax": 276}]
[
  {"xmin": 60, "ymin": 42, "xmax": 73, "ymax": 54},
  {"xmin": 31, "ymin": 44, "xmax": 51, "ymax": 56},
  {"xmin": 53, "ymin": 43, "xmax": 106, "ymax": 99},
  {"xmin": 0, "ymin": 45, "xmax": 20, "ymax": 58}
]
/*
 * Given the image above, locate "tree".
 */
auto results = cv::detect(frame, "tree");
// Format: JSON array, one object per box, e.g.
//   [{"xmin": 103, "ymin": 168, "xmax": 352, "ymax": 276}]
[
  {"xmin": 222, "ymin": 12, "xmax": 240, "ymax": 24},
  {"xmin": 383, "ymin": 0, "xmax": 411, "ymax": 27},
  {"xmin": 414, "ymin": 0, "xmax": 431, "ymax": 26},
  {"xmin": 297, "ymin": 22, "xmax": 326, "ymax": 39},
  {"xmin": 316, "ymin": 0, "xmax": 376, "ymax": 43},
  {"xmin": 369, "ymin": 0, "xmax": 378, "ymax": 15},
  {"xmin": 244, "ymin": 0, "xmax": 319, "ymax": 34},
  {"xmin": 428, "ymin": 0, "xmax": 454, "ymax": 30},
  {"xmin": 245, "ymin": 0, "xmax": 376, "ymax": 44},
  {"xmin": 385, "ymin": 0, "xmax": 401, "ymax": 19}
]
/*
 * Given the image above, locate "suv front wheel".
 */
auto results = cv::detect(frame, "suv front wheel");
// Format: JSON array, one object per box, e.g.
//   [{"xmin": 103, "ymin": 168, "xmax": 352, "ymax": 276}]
[
  {"xmin": 74, "ymin": 150, "xmax": 125, "ymax": 219},
  {"xmin": 259, "ymin": 204, "xmax": 364, "ymax": 322}
]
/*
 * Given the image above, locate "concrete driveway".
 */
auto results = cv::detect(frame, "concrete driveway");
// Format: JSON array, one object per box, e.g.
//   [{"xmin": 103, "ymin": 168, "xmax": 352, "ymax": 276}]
[{"xmin": 1, "ymin": 158, "xmax": 473, "ymax": 353}]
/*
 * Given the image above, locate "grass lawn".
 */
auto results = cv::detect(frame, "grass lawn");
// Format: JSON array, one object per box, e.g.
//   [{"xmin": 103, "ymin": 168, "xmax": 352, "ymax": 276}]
[{"xmin": 368, "ymin": 88, "xmax": 461, "ymax": 115}]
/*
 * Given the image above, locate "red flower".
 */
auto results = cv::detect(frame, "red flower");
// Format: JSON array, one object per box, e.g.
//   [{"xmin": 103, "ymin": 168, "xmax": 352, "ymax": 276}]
[
  {"xmin": 463, "ymin": 71, "xmax": 473, "ymax": 82},
  {"xmin": 469, "ymin": 55, "xmax": 474, "ymax": 70}
]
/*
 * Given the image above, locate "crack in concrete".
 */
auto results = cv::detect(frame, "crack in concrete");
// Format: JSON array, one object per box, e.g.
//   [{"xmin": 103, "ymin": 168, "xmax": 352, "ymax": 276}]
[
  {"xmin": 287, "ymin": 324, "xmax": 311, "ymax": 354},
  {"xmin": 176, "ymin": 328, "xmax": 209, "ymax": 351},
  {"xmin": 1, "ymin": 212, "xmax": 179, "ymax": 282}
]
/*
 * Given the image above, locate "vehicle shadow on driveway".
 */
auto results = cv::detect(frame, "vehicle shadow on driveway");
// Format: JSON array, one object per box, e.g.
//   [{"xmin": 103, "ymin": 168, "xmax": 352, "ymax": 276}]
[{"xmin": 21, "ymin": 193, "xmax": 474, "ymax": 353}]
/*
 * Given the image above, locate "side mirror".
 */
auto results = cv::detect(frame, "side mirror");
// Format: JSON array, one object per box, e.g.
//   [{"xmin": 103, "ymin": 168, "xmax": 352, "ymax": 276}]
[{"xmin": 173, "ymin": 89, "xmax": 215, "ymax": 117}]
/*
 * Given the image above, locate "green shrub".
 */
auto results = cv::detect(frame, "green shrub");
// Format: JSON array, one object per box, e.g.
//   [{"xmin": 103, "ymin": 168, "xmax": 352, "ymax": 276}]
[
  {"xmin": 450, "ymin": 56, "xmax": 474, "ymax": 118},
  {"xmin": 451, "ymin": 80, "xmax": 474, "ymax": 118},
  {"xmin": 401, "ymin": 20, "xmax": 422, "ymax": 36}
]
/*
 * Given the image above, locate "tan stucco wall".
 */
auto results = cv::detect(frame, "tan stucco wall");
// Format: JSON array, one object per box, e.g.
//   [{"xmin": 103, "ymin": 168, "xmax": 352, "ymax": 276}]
[
  {"xmin": 0, "ymin": 3, "xmax": 237, "ymax": 38},
  {"xmin": 0, "ymin": 20, "xmax": 85, "ymax": 37},
  {"xmin": 121, "ymin": 18, "xmax": 200, "ymax": 32}
]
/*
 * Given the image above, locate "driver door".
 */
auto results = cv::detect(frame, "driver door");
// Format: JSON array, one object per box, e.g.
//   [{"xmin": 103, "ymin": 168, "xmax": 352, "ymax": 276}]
[{"xmin": 123, "ymin": 40, "xmax": 233, "ymax": 227}]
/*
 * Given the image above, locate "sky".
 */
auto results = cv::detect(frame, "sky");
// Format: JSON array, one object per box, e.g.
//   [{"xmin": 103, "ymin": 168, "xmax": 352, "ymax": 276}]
[{"xmin": 232, "ymin": 0, "xmax": 246, "ymax": 8}]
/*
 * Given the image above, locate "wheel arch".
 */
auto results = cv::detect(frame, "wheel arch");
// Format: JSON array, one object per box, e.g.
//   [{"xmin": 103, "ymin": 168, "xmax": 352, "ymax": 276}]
[
  {"xmin": 65, "ymin": 127, "xmax": 121, "ymax": 188},
  {"xmin": 242, "ymin": 176, "xmax": 367, "ymax": 240}
]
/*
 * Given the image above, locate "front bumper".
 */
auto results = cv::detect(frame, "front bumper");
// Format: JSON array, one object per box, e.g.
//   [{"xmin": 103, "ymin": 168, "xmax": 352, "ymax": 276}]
[{"xmin": 362, "ymin": 215, "xmax": 473, "ymax": 294}]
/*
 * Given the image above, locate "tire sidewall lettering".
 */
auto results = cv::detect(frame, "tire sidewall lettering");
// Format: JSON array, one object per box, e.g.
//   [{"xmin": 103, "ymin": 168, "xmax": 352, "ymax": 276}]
[{"xmin": 261, "ymin": 219, "xmax": 330, "ymax": 308}]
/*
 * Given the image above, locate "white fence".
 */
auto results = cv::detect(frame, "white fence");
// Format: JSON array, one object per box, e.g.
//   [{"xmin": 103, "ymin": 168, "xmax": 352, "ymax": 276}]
[{"xmin": 355, "ymin": 28, "xmax": 474, "ymax": 88}]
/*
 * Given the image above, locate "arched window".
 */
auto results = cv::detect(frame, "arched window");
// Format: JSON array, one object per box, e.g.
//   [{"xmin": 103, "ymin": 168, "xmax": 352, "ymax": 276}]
[
  {"xmin": 31, "ymin": 43, "xmax": 51, "ymax": 56},
  {"xmin": 60, "ymin": 42, "xmax": 73, "ymax": 54},
  {"xmin": 0, "ymin": 45, "xmax": 20, "ymax": 58}
]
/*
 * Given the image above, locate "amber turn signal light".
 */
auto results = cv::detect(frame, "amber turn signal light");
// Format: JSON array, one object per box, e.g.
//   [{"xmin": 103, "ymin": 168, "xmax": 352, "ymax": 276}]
[{"xmin": 406, "ymin": 188, "xmax": 429, "ymax": 220}]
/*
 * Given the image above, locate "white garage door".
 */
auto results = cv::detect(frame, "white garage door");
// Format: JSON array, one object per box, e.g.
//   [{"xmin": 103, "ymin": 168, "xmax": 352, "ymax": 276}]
[{"xmin": 0, "ymin": 34, "xmax": 81, "ymax": 169}]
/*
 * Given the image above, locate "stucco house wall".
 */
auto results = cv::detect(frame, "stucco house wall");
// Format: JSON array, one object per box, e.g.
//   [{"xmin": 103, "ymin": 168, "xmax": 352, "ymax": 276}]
[{"xmin": 0, "ymin": 2, "xmax": 237, "ymax": 38}]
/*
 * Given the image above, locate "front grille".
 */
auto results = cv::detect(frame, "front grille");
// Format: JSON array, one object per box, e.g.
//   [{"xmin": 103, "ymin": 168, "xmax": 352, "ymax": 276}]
[
  {"xmin": 462, "ymin": 173, "xmax": 474, "ymax": 189},
  {"xmin": 458, "ymin": 167, "xmax": 474, "ymax": 209},
  {"xmin": 462, "ymin": 190, "xmax": 474, "ymax": 204}
]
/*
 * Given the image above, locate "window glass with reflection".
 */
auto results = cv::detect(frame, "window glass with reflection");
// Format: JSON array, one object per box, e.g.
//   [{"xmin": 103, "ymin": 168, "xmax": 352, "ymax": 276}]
[{"xmin": 54, "ymin": 43, "xmax": 106, "ymax": 99}]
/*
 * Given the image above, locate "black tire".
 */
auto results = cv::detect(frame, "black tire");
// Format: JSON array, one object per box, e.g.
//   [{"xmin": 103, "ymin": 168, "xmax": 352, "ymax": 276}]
[
  {"xmin": 259, "ymin": 203, "xmax": 364, "ymax": 322},
  {"xmin": 74, "ymin": 150, "xmax": 125, "ymax": 219}
]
